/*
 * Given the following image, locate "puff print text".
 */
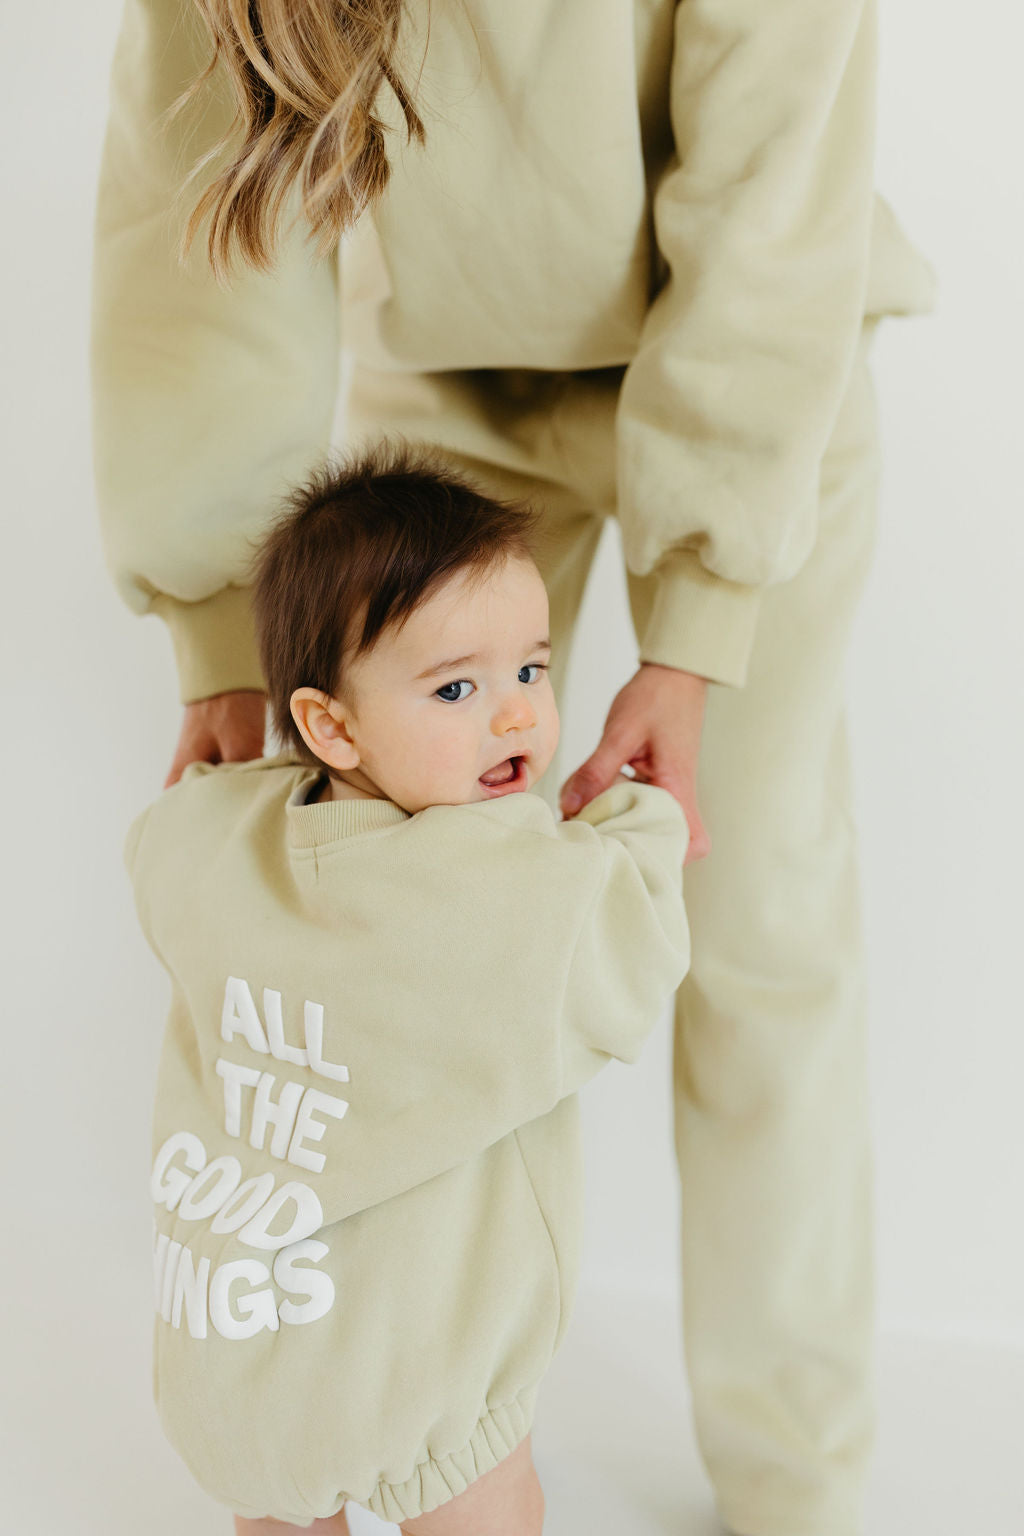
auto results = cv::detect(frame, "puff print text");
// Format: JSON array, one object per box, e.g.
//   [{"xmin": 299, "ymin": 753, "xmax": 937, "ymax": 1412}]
[{"xmin": 151, "ymin": 975, "xmax": 350, "ymax": 1342}]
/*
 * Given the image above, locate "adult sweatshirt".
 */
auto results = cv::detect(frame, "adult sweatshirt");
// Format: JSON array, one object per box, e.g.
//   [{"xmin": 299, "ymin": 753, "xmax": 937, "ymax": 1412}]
[
  {"xmin": 123, "ymin": 754, "xmax": 691, "ymax": 1524},
  {"xmin": 91, "ymin": 0, "xmax": 938, "ymax": 702}
]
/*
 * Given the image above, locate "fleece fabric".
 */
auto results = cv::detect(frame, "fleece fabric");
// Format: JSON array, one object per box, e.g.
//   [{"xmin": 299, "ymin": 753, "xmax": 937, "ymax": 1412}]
[
  {"xmin": 124, "ymin": 756, "xmax": 691, "ymax": 1523},
  {"xmin": 90, "ymin": 0, "xmax": 938, "ymax": 702}
]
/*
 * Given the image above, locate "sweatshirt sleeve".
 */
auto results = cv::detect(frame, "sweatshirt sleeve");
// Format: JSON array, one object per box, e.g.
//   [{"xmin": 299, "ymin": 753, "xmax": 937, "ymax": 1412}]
[
  {"xmin": 616, "ymin": 0, "xmax": 879, "ymax": 689},
  {"xmin": 122, "ymin": 803, "xmax": 151, "ymax": 878},
  {"xmin": 89, "ymin": 0, "xmax": 342, "ymax": 705},
  {"xmin": 557, "ymin": 779, "xmax": 691, "ymax": 1097}
]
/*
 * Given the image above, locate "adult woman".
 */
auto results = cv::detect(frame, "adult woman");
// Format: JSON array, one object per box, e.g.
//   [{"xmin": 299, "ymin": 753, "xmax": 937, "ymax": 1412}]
[{"xmin": 91, "ymin": 3, "xmax": 937, "ymax": 1533}]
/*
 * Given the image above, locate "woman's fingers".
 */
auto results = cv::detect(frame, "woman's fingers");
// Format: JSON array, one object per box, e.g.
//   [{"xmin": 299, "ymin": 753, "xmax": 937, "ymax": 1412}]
[
  {"xmin": 559, "ymin": 663, "xmax": 712, "ymax": 864},
  {"xmin": 558, "ymin": 726, "xmax": 638, "ymax": 816},
  {"xmin": 164, "ymin": 690, "xmax": 267, "ymax": 788},
  {"xmin": 675, "ymin": 778, "xmax": 712, "ymax": 867}
]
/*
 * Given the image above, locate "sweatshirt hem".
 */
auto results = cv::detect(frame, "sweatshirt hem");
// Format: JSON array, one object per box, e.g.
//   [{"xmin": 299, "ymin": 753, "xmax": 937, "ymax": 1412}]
[{"xmin": 363, "ymin": 1384, "xmax": 538, "ymax": 1523}]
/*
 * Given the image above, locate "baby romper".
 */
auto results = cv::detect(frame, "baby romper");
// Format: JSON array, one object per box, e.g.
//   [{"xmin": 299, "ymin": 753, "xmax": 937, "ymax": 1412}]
[{"xmin": 125, "ymin": 760, "xmax": 691, "ymax": 1525}]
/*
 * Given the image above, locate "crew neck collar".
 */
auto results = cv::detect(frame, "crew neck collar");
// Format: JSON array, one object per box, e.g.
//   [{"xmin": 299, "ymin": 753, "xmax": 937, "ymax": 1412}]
[{"xmin": 285, "ymin": 765, "xmax": 411, "ymax": 849}]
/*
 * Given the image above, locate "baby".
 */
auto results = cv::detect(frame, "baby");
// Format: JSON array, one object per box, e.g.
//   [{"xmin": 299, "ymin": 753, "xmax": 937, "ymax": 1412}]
[{"xmin": 123, "ymin": 437, "xmax": 691, "ymax": 1536}]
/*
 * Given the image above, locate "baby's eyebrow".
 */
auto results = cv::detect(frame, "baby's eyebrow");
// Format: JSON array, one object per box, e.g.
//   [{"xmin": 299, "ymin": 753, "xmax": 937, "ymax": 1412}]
[{"xmin": 415, "ymin": 637, "xmax": 551, "ymax": 681}]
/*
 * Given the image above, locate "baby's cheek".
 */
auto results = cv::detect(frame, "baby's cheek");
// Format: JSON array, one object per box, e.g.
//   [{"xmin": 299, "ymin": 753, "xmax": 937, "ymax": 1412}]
[
  {"xmin": 421, "ymin": 719, "xmax": 473, "ymax": 782},
  {"xmin": 539, "ymin": 698, "xmax": 561, "ymax": 760}
]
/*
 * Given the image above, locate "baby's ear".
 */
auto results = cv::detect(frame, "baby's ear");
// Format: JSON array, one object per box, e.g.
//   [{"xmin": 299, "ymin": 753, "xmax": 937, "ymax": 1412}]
[{"xmin": 290, "ymin": 687, "xmax": 360, "ymax": 768}]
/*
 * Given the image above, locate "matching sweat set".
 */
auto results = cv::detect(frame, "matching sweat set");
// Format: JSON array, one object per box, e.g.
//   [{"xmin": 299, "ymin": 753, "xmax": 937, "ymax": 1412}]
[
  {"xmin": 91, "ymin": 1, "xmax": 939, "ymax": 1532},
  {"xmin": 123, "ymin": 757, "xmax": 691, "ymax": 1524}
]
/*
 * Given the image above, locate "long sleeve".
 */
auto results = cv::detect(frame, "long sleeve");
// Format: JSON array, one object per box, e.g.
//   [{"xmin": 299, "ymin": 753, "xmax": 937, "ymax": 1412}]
[
  {"xmin": 557, "ymin": 779, "xmax": 691, "ymax": 1096},
  {"xmin": 126, "ymin": 765, "xmax": 692, "ymax": 1218},
  {"xmin": 89, "ymin": 0, "xmax": 342, "ymax": 705},
  {"xmin": 617, "ymin": 0, "xmax": 879, "ymax": 689}
]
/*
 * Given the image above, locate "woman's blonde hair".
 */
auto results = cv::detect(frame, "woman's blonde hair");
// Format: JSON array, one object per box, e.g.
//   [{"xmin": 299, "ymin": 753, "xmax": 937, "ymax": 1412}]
[{"xmin": 164, "ymin": 0, "xmax": 436, "ymax": 287}]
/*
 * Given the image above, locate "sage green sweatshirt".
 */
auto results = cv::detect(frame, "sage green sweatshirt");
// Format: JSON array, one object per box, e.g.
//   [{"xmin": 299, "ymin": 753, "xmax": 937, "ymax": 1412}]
[
  {"xmin": 123, "ymin": 755, "xmax": 691, "ymax": 1524},
  {"xmin": 91, "ymin": 0, "xmax": 937, "ymax": 701}
]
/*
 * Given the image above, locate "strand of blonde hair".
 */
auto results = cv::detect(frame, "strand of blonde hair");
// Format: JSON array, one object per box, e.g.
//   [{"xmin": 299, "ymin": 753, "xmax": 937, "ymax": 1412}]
[{"xmin": 162, "ymin": 0, "xmax": 433, "ymax": 287}]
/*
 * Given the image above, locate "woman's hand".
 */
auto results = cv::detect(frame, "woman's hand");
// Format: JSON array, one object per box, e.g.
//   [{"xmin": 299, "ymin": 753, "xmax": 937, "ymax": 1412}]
[
  {"xmin": 558, "ymin": 662, "xmax": 711, "ymax": 865},
  {"xmin": 164, "ymin": 690, "xmax": 268, "ymax": 789}
]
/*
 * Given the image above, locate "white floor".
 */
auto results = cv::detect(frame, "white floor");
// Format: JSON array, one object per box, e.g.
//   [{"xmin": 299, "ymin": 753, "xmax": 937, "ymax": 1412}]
[{"xmin": 4, "ymin": 1251, "xmax": 1022, "ymax": 1536}]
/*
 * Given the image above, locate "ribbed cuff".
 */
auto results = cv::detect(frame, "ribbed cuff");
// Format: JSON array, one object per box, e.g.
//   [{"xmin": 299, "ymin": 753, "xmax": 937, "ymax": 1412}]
[
  {"xmin": 150, "ymin": 585, "xmax": 267, "ymax": 705},
  {"xmin": 366, "ymin": 1386, "xmax": 537, "ymax": 1525},
  {"xmin": 636, "ymin": 547, "xmax": 764, "ymax": 689}
]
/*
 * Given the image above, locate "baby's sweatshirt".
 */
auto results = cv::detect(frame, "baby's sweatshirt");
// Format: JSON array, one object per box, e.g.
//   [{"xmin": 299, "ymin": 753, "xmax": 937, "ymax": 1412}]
[{"xmin": 123, "ymin": 752, "xmax": 691, "ymax": 1525}]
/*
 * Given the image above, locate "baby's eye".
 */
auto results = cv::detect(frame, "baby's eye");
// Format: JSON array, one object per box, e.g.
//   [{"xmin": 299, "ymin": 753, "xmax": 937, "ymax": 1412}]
[
  {"xmin": 519, "ymin": 663, "xmax": 548, "ymax": 684},
  {"xmin": 435, "ymin": 679, "xmax": 475, "ymax": 703}
]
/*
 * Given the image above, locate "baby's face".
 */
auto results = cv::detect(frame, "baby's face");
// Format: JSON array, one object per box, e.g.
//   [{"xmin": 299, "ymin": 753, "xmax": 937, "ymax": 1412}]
[{"xmin": 329, "ymin": 554, "xmax": 559, "ymax": 813}]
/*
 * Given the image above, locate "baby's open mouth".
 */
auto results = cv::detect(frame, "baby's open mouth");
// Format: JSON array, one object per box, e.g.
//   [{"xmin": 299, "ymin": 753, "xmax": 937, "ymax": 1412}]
[{"xmin": 479, "ymin": 755, "xmax": 525, "ymax": 790}]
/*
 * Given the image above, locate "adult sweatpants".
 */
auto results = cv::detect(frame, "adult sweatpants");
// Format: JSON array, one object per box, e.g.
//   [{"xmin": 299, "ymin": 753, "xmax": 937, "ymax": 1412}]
[{"xmin": 342, "ymin": 314, "xmax": 883, "ymax": 1536}]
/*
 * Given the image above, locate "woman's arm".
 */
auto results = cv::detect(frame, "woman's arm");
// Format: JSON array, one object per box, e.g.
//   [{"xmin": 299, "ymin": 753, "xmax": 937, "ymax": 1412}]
[
  {"xmin": 562, "ymin": 1, "xmax": 879, "ymax": 836},
  {"xmin": 90, "ymin": 0, "xmax": 342, "ymax": 716},
  {"xmin": 615, "ymin": 0, "xmax": 880, "ymax": 690}
]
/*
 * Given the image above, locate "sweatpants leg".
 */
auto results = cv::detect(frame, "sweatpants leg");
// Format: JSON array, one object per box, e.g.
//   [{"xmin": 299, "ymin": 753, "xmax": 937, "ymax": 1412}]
[
  {"xmin": 341, "ymin": 326, "xmax": 883, "ymax": 1535},
  {"xmin": 624, "ymin": 317, "xmax": 883, "ymax": 1536}
]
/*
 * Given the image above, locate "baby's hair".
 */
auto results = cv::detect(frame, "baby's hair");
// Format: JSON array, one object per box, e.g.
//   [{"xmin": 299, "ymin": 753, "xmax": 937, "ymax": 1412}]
[{"xmin": 244, "ymin": 436, "xmax": 545, "ymax": 773}]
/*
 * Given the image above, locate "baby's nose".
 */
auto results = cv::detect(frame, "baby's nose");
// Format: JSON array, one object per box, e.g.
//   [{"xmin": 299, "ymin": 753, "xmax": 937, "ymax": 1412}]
[{"xmin": 494, "ymin": 690, "xmax": 535, "ymax": 730}]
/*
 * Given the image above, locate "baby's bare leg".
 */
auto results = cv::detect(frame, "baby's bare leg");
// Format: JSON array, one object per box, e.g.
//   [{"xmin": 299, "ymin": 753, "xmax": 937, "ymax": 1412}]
[
  {"xmin": 398, "ymin": 1434, "xmax": 544, "ymax": 1536},
  {"xmin": 234, "ymin": 1510, "xmax": 350, "ymax": 1536}
]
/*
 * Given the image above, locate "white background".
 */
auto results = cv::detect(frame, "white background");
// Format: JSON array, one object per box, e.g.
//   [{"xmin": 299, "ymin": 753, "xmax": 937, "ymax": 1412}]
[{"xmin": 1, "ymin": 2, "xmax": 1021, "ymax": 1532}]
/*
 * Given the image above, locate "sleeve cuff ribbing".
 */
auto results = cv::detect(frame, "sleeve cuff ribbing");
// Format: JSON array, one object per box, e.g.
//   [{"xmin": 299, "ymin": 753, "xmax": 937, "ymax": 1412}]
[
  {"xmin": 150, "ymin": 585, "xmax": 267, "ymax": 706},
  {"xmin": 635, "ymin": 547, "xmax": 763, "ymax": 690}
]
